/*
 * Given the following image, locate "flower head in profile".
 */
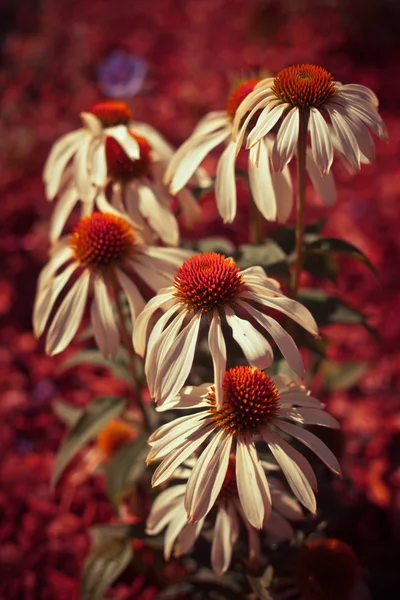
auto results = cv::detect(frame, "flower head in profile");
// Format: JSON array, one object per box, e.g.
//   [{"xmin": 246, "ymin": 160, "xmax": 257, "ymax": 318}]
[
  {"xmin": 233, "ymin": 64, "xmax": 388, "ymax": 174},
  {"xmin": 133, "ymin": 252, "xmax": 318, "ymax": 407},
  {"xmin": 146, "ymin": 456, "xmax": 304, "ymax": 575},
  {"xmin": 33, "ymin": 211, "xmax": 192, "ymax": 357},
  {"xmin": 147, "ymin": 370, "xmax": 341, "ymax": 529},
  {"xmin": 46, "ymin": 107, "xmax": 206, "ymax": 245},
  {"xmin": 164, "ymin": 77, "xmax": 336, "ymax": 224}
]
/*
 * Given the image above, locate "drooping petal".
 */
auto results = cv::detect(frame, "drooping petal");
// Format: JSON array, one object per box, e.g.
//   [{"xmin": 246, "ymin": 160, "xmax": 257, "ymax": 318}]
[
  {"xmin": 90, "ymin": 140, "xmax": 108, "ymax": 186},
  {"xmin": 44, "ymin": 130, "xmax": 88, "ymax": 199},
  {"xmin": 208, "ymin": 311, "xmax": 226, "ymax": 409},
  {"xmin": 236, "ymin": 436, "xmax": 271, "ymax": 529},
  {"xmin": 49, "ymin": 186, "xmax": 82, "ymax": 242},
  {"xmin": 74, "ymin": 135, "xmax": 94, "ymax": 201},
  {"xmin": 115, "ymin": 268, "xmax": 145, "ymax": 325},
  {"xmin": 272, "ymin": 107, "xmax": 300, "ymax": 171},
  {"xmin": 174, "ymin": 519, "xmax": 204, "ymax": 557},
  {"xmin": 224, "ymin": 306, "xmax": 274, "ymax": 370},
  {"xmin": 248, "ymin": 140, "xmax": 277, "ymax": 221},
  {"xmin": 132, "ymin": 288, "xmax": 176, "ymax": 355},
  {"xmin": 215, "ymin": 142, "xmax": 237, "ymax": 223},
  {"xmin": 278, "ymin": 406, "xmax": 340, "ymax": 428},
  {"xmin": 137, "ymin": 183, "xmax": 179, "ymax": 246},
  {"xmin": 33, "ymin": 262, "xmax": 77, "ymax": 337},
  {"xmin": 306, "ymin": 149, "xmax": 336, "ymax": 207},
  {"xmin": 273, "ymin": 419, "xmax": 341, "ymax": 476},
  {"xmin": 309, "ymin": 107, "xmax": 334, "ymax": 174},
  {"xmin": 146, "ymin": 485, "xmax": 186, "ymax": 534},
  {"xmin": 91, "ymin": 277, "xmax": 120, "ymax": 358},
  {"xmin": 46, "ymin": 270, "xmax": 90, "ymax": 355},
  {"xmin": 247, "ymin": 102, "xmax": 288, "ymax": 148},
  {"xmin": 264, "ymin": 510, "xmax": 294, "ymax": 540},
  {"xmin": 108, "ymin": 125, "xmax": 140, "ymax": 159},
  {"xmin": 211, "ymin": 504, "xmax": 234, "ymax": 575},
  {"xmin": 326, "ymin": 106, "xmax": 360, "ymax": 171}
]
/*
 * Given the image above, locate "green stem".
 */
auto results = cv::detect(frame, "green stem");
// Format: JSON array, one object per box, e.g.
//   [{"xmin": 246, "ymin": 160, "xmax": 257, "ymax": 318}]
[
  {"xmin": 110, "ymin": 272, "xmax": 151, "ymax": 432},
  {"xmin": 290, "ymin": 111, "xmax": 309, "ymax": 298}
]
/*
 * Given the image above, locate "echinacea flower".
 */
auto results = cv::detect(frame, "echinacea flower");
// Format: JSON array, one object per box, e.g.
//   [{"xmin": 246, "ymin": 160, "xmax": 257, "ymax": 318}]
[
  {"xmin": 46, "ymin": 104, "xmax": 206, "ymax": 245},
  {"xmin": 164, "ymin": 78, "xmax": 336, "ymax": 223},
  {"xmin": 274, "ymin": 538, "xmax": 361, "ymax": 600},
  {"xmin": 33, "ymin": 211, "xmax": 192, "ymax": 357},
  {"xmin": 233, "ymin": 64, "xmax": 388, "ymax": 174},
  {"xmin": 146, "ymin": 456, "xmax": 304, "ymax": 575},
  {"xmin": 44, "ymin": 100, "xmax": 141, "ymax": 202},
  {"xmin": 147, "ymin": 369, "xmax": 341, "ymax": 529},
  {"xmin": 133, "ymin": 252, "xmax": 318, "ymax": 407}
]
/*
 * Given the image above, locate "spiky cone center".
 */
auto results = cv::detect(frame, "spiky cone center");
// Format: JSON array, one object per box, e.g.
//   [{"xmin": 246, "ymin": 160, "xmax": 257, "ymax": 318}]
[
  {"xmin": 89, "ymin": 100, "xmax": 132, "ymax": 127},
  {"xmin": 105, "ymin": 133, "xmax": 152, "ymax": 181},
  {"xmin": 173, "ymin": 252, "xmax": 244, "ymax": 314},
  {"xmin": 216, "ymin": 455, "xmax": 238, "ymax": 504},
  {"xmin": 272, "ymin": 64, "xmax": 336, "ymax": 109},
  {"xmin": 226, "ymin": 79, "xmax": 260, "ymax": 120},
  {"xmin": 96, "ymin": 419, "xmax": 136, "ymax": 460},
  {"xmin": 295, "ymin": 538, "xmax": 358, "ymax": 600},
  {"xmin": 208, "ymin": 367, "xmax": 281, "ymax": 435},
  {"xmin": 70, "ymin": 212, "xmax": 136, "ymax": 269}
]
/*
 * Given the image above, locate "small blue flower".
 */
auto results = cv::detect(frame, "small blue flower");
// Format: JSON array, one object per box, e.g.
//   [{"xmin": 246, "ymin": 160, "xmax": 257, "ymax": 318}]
[{"xmin": 97, "ymin": 50, "xmax": 148, "ymax": 99}]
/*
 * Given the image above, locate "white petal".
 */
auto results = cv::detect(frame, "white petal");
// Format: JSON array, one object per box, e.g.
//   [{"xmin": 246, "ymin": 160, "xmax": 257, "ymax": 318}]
[
  {"xmin": 115, "ymin": 269, "xmax": 145, "ymax": 325},
  {"xmin": 167, "ymin": 129, "xmax": 230, "ymax": 194},
  {"xmin": 185, "ymin": 431, "xmax": 232, "ymax": 522},
  {"xmin": 273, "ymin": 419, "xmax": 341, "ymax": 476},
  {"xmin": 137, "ymin": 183, "xmax": 179, "ymax": 246},
  {"xmin": 326, "ymin": 106, "xmax": 360, "ymax": 171},
  {"xmin": 74, "ymin": 135, "xmax": 93, "ymax": 201},
  {"xmin": 80, "ymin": 112, "xmax": 102, "ymax": 135},
  {"xmin": 90, "ymin": 141, "xmax": 107, "ymax": 186},
  {"xmin": 176, "ymin": 188, "xmax": 202, "ymax": 229},
  {"xmin": 164, "ymin": 510, "xmax": 189, "ymax": 560},
  {"xmin": 236, "ymin": 436, "xmax": 271, "ymax": 529},
  {"xmin": 33, "ymin": 262, "xmax": 77, "ymax": 337},
  {"xmin": 44, "ymin": 130, "xmax": 88, "ymax": 199},
  {"xmin": 174, "ymin": 519, "xmax": 204, "ymax": 557},
  {"xmin": 215, "ymin": 142, "xmax": 237, "ymax": 223},
  {"xmin": 46, "ymin": 271, "xmax": 90, "ymax": 355},
  {"xmin": 153, "ymin": 313, "xmax": 202, "ymax": 404},
  {"xmin": 279, "ymin": 389, "xmax": 324, "ymax": 409},
  {"xmin": 248, "ymin": 140, "xmax": 277, "ymax": 221},
  {"xmin": 261, "ymin": 429, "xmax": 317, "ymax": 513},
  {"xmin": 264, "ymin": 510, "xmax": 294, "ymax": 540},
  {"xmin": 151, "ymin": 423, "xmax": 215, "ymax": 487},
  {"xmin": 272, "ymin": 108, "xmax": 299, "ymax": 171},
  {"xmin": 224, "ymin": 306, "xmax": 273, "ymax": 369},
  {"xmin": 309, "ymin": 108, "xmax": 334, "ymax": 174},
  {"xmin": 132, "ymin": 288, "xmax": 176, "ymax": 356},
  {"xmin": 157, "ymin": 384, "xmax": 212, "ymax": 412},
  {"xmin": 279, "ymin": 406, "xmax": 340, "ymax": 428},
  {"xmin": 148, "ymin": 413, "xmax": 209, "ymax": 461},
  {"xmin": 129, "ymin": 121, "xmax": 175, "ymax": 163},
  {"xmin": 208, "ymin": 311, "xmax": 226, "ymax": 409},
  {"xmin": 247, "ymin": 103, "xmax": 288, "ymax": 148},
  {"xmin": 149, "ymin": 410, "xmax": 206, "ymax": 444},
  {"xmin": 240, "ymin": 301, "xmax": 304, "ymax": 376},
  {"xmin": 146, "ymin": 485, "xmax": 186, "ymax": 534},
  {"xmin": 211, "ymin": 504, "xmax": 234, "ymax": 575},
  {"xmin": 49, "ymin": 186, "xmax": 82, "ymax": 242},
  {"xmin": 249, "ymin": 293, "xmax": 318, "ymax": 336},
  {"xmin": 306, "ymin": 149, "xmax": 336, "ymax": 207},
  {"xmin": 91, "ymin": 277, "xmax": 120, "ymax": 358},
  {"xmin": 270, "ymin": 487, "xmax": 304, "ymax": 521},
  {"xmin": 36, "ymin": 243, "xmax": 74, "ymax": 294},
  {"xmin": 191, "ymin": 111, "xmax": 231, "ymax": 139},
  {"xmin": 108, "ymin": 125, "xmax": 140, "ymax": 159}
]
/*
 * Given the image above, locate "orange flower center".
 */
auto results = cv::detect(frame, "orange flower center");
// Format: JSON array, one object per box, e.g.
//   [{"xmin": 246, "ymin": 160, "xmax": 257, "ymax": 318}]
[
  {"xmin": 70, "ymin": 212, "xmax": 136, "ymax": 269},
  {"xmin": 295, "ymin": 538, "xmax": 358, "ymax": 600},
  {"xmin": 96, "ymin": 419, "xmax": 136, "ymax": 460},
  {"xmin": 217, "ymin": 456, "xmax": 238, "ymax": 504},
  {"xmin": 226, "ymin": 79, "xmax": 260, "ymax": 120},
  {"xmin": 173, "ymin": 252, "xmax": 243, "ymax": 313},
  {"xmin": 89, "ymin": 100, "xmax": 132, "ymax": 127},
  {"xmin": 209, "ymin": 367, "xmax": 281, "ymax": 435},
  {"xmin": 272, "ymin": 64, "xmax": 336, "ymax": 109},
  {"xmin": 105, "ymin": 133, "xmax": 152, "ymax": 181}
]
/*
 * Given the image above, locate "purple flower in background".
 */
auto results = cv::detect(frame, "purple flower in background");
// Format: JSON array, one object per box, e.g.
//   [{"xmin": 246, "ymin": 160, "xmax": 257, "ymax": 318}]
[{"xmin": 97, "ymin": 50, "xmax": 148, "ymax": 99}]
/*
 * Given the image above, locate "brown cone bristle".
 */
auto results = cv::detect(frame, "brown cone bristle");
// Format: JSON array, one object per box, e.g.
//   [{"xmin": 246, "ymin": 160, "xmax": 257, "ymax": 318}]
[
  {"xmin": 105, "ymin": 133, "xmax": 152, "ymax": 181},
  {"xmin": 209, "ymin": 367, "xmax": 281, "ymax": 435},
  {"xmin": 89, "ymin": 100, "xmax": 132, "ymax": 127},
  {"xmin": 96, "ymin": 419, "xmax": 136, "ymax": 460},
  {"xmin": 70, "ymin": 212, "xmax": 136, "ymax": 269},
  {"xmin": 173, "ymin": 252, "xmax": 243, "ymax": 313},
  {"xmin": 295, "ymin": 538, "xmax": 359, "ymax": 600},
  {"xmin": 272, "ymin": 64, "xmax": 335, "ymax": 109},
  {"xmin": 226, "ymin": 79, "xmax": 260, "ymax": 120}
]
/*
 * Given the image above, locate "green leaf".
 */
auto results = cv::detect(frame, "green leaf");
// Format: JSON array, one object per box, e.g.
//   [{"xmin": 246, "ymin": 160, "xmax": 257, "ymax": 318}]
[
  {"xmin": 306, "ymin": 237, "xmax": 377, "ymax": 277},
  {"xmin": 57, "ymin": 349, "xmax": 135, "ymax": 384},
  {"xmin": 91, "ymin": 522, "xmax": 146, "ymax": 546},
  {"xmin": 53, "ymin": 400, "xmax": 83, "ymax": 427},
  {"xmin": 236, "ymin": 240, "xmax": 290, "ymax": 280},
  {"xmin": 81, "ymin": 537, "xmax": 133, "ymax": 600},
  {"xmin": 303, "ymin": 251, "xmax": 339, "ymax": 283},
  {"xmin": 51, "ymin": 395, "xmax": 127, "ymax": 488},
  {"xmin": 268, "ymin": 220, "xmax": 326, "ymax": 255},
  {"xmin": 105, "ymin": 434, "xmax": 148, "ymax": 508},
  {"xmin": 197, "ymin": 237, "xmax": 236, "ymax": 256},
  {"xmin": 247, "ymin": 565, "xmax": 274, "ymax": 600},
  {"xmin": 298, "ymin": 289, "xmax": 371, "ymax": 328},
  {"xmin": 321, "ymin": 361, "xmax": 369, "ymax": 391}
]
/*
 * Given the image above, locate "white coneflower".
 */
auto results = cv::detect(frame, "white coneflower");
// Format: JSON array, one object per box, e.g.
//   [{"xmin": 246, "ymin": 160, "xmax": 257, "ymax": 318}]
[
  {"xmin": 33, "ymin": 211, "xmax": 192, "ymax": 357},
  {"xmin": 233, "ymin": 64, "xmax": 388, "ymax": 174},
  {"xmin": 147, "ymin": 369, "xmax": 341, "ymax": 530},
  {"xmin": 133, "ymin": 252, "xmax": 318, "ymax": 407},
  {"xmin": 47, "ymin": 115, "xmax": 206, "ymax": 246},
  {"xmin": 164, "ymin": 78, "xmax": 335, "ymax": 224},
  {"xmin": 146, "ymin": 456, "xmax": 304, "ymax": 575}
]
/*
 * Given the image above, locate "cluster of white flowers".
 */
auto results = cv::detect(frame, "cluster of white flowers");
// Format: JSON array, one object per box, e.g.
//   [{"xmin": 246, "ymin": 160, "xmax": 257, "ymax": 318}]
[{"xmin": 34, "ymin": 64, "xmax": 386, "ymax": 575}]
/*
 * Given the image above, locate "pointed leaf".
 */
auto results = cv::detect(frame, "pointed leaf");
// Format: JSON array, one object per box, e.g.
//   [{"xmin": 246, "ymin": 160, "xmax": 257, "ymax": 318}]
[
  {"xmin": 306, "ymin": 237, "xmax": 377, "ymax": 277},
  {"xmin": 105, "ymin": 434, "xmax": 148, "ymax": 508},
  {"xmin": 81, "ymin": 537, "xmax": 133, "ymax": 600}
]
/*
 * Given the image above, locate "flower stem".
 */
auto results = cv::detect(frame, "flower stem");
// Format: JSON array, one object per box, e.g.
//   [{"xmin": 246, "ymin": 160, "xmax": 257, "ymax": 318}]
[
  {"xmin": 110, "ymin": 272, "xmax": 151, "ymax": 432},
  {"xmin": 250, "ymin": 194, "xmax": 264, "ymax": 244},
  {"xmin": 290, "ymin": 111, "xmax": 309, "ymax": 298}
]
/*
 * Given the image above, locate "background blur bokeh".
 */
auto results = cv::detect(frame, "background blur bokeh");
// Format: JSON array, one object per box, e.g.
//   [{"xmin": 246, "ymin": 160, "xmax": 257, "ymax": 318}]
[{"xmin": 1, "ymin": 0, "xmax": 400, "ymax": 598}]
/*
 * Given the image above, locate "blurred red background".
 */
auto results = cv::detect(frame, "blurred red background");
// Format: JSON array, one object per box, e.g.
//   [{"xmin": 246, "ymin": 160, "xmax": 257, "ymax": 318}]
[{"xmin": 0, "ymin": 0, "xmax": 399, "ymax": 597}]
